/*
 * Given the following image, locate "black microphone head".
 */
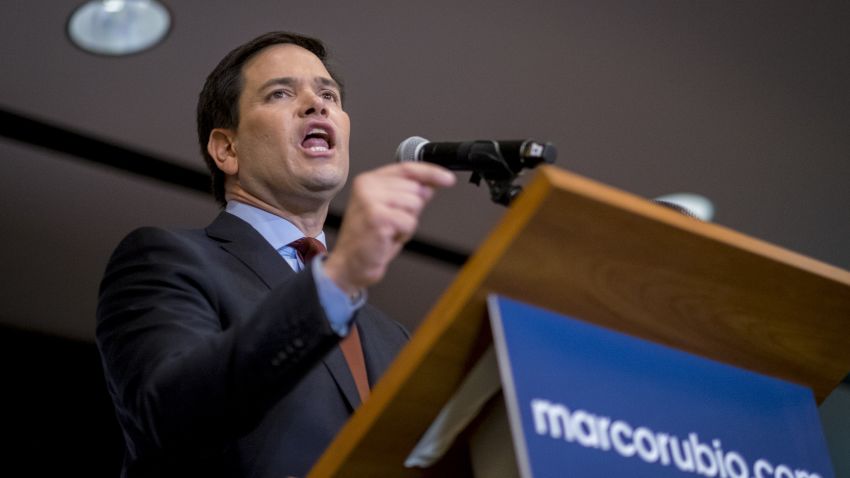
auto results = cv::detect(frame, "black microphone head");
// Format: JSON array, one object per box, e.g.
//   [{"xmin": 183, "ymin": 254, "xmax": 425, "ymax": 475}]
[{"xmin": 395, "ymin": 136, "xmax": 429, "ymax": 163}]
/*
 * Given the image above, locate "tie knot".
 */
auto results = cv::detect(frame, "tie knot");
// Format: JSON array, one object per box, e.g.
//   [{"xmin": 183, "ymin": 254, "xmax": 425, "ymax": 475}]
[{"xmin": 288, "ymin": 237, "xmax": 327, "ymax": 263}]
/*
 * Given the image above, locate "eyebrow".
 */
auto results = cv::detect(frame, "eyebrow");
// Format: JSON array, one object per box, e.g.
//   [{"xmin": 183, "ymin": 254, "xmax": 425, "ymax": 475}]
[{"xmin": 258, "ymin": 76, "xmax": 341, "ymax": 93}]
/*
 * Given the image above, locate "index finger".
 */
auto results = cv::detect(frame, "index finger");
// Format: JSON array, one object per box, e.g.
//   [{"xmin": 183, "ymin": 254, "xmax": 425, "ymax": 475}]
[{"xmin": 391, "ymin": 161, "xmax": 457, "ymax": 188}]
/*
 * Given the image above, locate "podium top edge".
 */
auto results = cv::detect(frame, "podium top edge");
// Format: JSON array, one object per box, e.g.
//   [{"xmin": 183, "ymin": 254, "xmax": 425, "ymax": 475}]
[{"xmin": 537, "ymin": 165, "xmax": 850, "ymax": 287}]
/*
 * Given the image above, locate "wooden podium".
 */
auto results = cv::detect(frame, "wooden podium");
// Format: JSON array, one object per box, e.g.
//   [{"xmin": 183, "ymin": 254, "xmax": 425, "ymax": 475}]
[{"xmin": 308, "ymin": 166, "xmax": 850, "ymax": 477}]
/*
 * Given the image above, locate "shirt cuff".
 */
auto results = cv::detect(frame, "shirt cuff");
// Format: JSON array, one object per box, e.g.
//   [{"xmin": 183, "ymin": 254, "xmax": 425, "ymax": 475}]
[{"xmin": 310, "ymin": 254, "xmax": 366, "ymax": 336}]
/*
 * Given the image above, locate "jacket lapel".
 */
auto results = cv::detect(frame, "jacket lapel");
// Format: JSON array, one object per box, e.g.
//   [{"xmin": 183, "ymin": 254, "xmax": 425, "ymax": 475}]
[
  {"xmin": 205, "ymin": 211, "xmax": 292, "ymax": 290},
  {"xmin": 329, "ymin": 311, "xmax": 403, "ymax": 410},
  {"xmin": 322, "ymin": 341, "xmax": 361, "ymax": 411},
  {"xmin": 355, "ymin": 311, "xmax": 400, "ymax": 386},
  {"xmin": 207, "ymin": 211, "xmax": 362, "ymax": 410}
]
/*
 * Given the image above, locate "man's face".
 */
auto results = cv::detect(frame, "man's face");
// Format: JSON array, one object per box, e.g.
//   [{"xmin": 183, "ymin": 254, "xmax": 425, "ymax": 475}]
[{"xmin": 228, "ymin": 44, "xmax": 350, "ymax": 210}]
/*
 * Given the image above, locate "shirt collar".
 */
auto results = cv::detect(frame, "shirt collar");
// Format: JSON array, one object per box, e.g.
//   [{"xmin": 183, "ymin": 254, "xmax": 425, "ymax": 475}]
[{"xmin": 224, "ymin": 200, "xmax": 326, "ymax": 251}]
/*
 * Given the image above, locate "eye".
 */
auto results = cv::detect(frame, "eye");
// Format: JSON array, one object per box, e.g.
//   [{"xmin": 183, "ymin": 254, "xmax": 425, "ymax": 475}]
[
  {"xmin": 320, "ymin": 90, "xmax": 340, "ymax": 103},
  {"xmin": 267, "ymin": 89, "xmax": 292, "ymax": 101}
]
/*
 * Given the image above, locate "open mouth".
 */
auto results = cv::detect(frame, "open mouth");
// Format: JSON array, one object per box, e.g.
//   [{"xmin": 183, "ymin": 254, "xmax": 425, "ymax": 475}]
[{"xmin": 301, "ymin": 124, "xmax": 335, "ymax": 153}]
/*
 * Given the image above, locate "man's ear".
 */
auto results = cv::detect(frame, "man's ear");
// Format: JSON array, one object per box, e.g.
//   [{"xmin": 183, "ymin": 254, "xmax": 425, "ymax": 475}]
[{"xmin": 207, "ymin": 128, "xmax": 239, "ymax": 175}]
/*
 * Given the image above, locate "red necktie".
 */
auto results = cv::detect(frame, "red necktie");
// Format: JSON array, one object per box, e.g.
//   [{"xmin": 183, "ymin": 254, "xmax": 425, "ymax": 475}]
[
  {"xmin": 287, "ymin": 237, "xmax": 370, "ymax": 402},
  {"xmin": 287, "ymin": 237, "xmax": 326, "ymax": 265}
]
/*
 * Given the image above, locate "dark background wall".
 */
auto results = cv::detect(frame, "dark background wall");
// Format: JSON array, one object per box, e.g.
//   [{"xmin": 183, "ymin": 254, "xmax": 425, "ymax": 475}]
[{"xmin": 2, "ymin": 327, "xmax": 124, "ymax": 476}]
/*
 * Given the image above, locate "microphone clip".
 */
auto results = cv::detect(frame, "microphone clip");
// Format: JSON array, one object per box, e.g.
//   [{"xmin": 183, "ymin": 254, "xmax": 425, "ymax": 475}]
[
  {"xmin": 466, "ymin": 140, "xmax": 557, "ymax": 206},
  {"xmin": 469, "ymin": 172, "xmax": 524, "ymax": 206}
]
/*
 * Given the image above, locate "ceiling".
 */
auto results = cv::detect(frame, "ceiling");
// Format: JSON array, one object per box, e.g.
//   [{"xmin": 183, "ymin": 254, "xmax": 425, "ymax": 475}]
[{"xmin": 2, "ymin": 0, "xmax": 849, "ymax": 344}]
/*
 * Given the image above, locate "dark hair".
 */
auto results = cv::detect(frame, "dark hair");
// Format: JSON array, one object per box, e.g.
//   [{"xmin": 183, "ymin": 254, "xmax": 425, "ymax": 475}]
[{"xmin": 196, "ymin": 31, "xmax": 344, "ymax": 206}]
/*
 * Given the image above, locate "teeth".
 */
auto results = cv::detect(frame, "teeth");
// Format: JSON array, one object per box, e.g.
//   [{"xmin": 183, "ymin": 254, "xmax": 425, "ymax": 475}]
[{"xmin": 303, "ymin": 126, "xmax": 332, "ymax": 151}]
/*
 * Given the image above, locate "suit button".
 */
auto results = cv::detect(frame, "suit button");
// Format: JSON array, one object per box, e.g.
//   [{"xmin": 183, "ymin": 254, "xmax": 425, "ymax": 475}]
[
  {"xmin": 293, "ymin": 338, "xmax": 304, "ymax": 348},
  {"xmin": 272, "ymin": 350, "xmax": 288, "ymax": 366}
]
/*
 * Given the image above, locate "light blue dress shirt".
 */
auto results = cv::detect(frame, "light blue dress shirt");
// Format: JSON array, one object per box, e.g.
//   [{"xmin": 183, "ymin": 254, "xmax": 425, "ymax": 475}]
[{"xmin": 225, "ymin": 200, "xmax": 363, "ymax": 336}]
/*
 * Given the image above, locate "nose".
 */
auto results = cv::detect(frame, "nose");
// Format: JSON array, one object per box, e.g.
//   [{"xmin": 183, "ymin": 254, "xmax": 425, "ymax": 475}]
[{"xmin": 298, "ymin": 91, "xmax": 328, "ymax": 118}]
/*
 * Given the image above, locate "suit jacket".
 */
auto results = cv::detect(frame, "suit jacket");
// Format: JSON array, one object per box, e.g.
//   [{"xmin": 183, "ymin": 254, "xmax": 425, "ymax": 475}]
[{"xmin": 96, "ymin": 212, "xmax": 409, "ymax": 478}]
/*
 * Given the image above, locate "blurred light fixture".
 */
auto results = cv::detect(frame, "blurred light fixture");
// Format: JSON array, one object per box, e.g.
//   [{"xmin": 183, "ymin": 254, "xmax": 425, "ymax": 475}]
[
  {"xmin": 67, "ymin": 0, "xmax": 171, "ymax": 56},
  {"xmin": 654, "ymin": 193, "xmax": 716, "ymax": 221}
]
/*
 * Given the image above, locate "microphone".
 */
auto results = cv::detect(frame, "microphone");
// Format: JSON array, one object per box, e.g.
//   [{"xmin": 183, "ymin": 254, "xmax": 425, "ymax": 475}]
[
  {"xmin": 395, "ymin": 136, "xmax": 557, "ymax": 206},
  {"xmin": 395, "ymin": 136, "xmax": 557, "ymax": 178}
]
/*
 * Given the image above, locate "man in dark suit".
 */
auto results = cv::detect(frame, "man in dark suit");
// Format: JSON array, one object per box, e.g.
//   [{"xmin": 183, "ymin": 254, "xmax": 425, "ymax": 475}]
[{"xmin": 96, "ymin": 32, "xmax": 455, "ymax": 477}]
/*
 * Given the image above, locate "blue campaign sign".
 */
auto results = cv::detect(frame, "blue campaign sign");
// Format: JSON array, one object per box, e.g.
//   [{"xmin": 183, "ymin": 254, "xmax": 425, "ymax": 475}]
[{"xmin": 487, "ymin": 295, "xmax": 834, "ymax": 478}]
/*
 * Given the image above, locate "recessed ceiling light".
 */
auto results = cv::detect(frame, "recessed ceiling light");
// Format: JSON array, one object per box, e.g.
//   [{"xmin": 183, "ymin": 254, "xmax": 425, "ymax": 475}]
[
  {"xmin": 654, "ymin": 193, "xmax": 716, "ymax": 221},
  {"xmin": 67, "ymin": 0, "xmax": 171, "ymax": 56}
]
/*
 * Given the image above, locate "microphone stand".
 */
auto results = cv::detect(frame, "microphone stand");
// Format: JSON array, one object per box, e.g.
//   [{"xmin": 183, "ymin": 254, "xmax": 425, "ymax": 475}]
[{"xmin": 466, "ymin": 140, "xmax": 557, "ymax": 206}]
